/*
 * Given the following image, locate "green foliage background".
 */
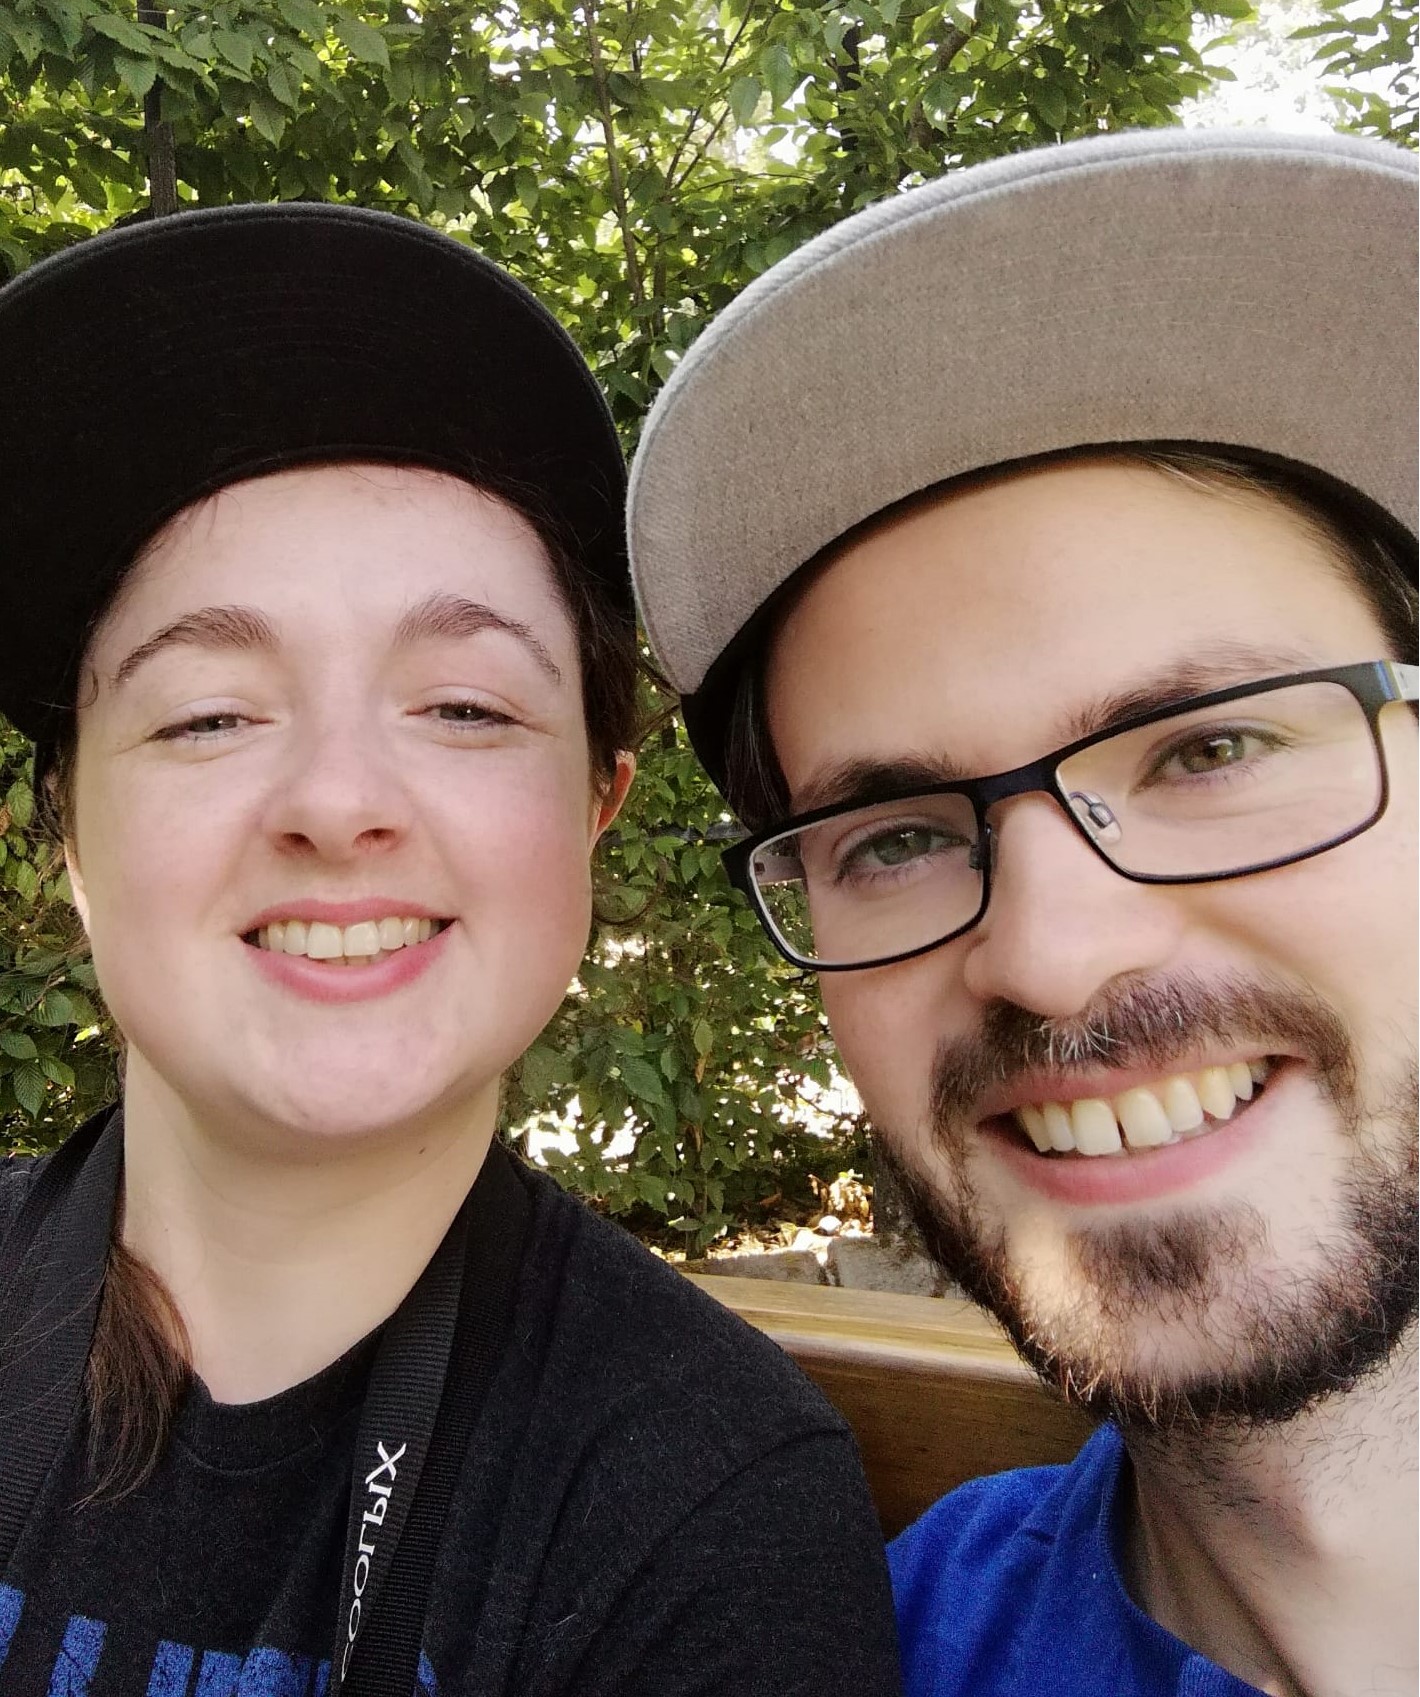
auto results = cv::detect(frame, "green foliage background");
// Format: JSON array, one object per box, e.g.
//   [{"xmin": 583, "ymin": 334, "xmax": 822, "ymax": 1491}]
[{"xmin": 2, "ymin": 0, "xmax": 1412, "ymax": 1236}]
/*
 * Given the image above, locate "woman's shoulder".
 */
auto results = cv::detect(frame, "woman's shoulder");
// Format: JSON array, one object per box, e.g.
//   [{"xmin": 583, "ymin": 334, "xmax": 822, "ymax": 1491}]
[
  {"xmin": 515, "ymin": 1158, "xmax": 849, "ymax": 1444},
  {"xmin": 0, "ymin": 1146, "xmax": 44, "ymax": 1237}
]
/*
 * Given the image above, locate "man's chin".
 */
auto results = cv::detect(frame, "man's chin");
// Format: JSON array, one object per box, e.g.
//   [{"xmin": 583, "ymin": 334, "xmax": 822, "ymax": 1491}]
[{"xmin": 878, "ymin": 1138, "xmax": 1419, "ymax": 1436}]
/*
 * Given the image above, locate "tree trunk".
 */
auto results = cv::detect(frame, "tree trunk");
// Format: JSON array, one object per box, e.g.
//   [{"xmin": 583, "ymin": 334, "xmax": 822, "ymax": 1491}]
[{"xmin": 137, "ymin": 2, "xmax": 178, "ymax": 218}]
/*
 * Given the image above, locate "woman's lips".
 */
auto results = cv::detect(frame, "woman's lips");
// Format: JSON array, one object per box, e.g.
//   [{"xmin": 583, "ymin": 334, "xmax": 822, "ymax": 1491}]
[{"xmin": 243, "ymin": 919, "xmax": 453, "ymax": 1004}]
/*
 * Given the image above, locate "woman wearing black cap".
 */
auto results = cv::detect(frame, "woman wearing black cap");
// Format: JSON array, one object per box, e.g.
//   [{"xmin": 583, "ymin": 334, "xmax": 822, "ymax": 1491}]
[{"xmin": 0, "ymin": 209, "xmax": 901, "ymax": 1696}]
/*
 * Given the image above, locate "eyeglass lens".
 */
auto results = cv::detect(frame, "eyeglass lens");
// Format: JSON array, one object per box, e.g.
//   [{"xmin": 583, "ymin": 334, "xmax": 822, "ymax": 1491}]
[{"xmin": 750, "ymin": 680, "xmax": 1383, "ymax": 967}]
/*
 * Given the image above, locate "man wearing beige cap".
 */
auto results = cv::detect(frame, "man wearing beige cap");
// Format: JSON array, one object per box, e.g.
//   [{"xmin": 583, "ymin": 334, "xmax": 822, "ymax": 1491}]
[{"xmin": 628, "ymin": 130, "xmax": 1418, "ymax": 1695}]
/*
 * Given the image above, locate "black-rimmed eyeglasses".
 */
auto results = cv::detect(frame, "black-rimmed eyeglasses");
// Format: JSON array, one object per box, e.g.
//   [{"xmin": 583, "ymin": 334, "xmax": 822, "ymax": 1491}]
[{"xmin": 723, "ymin": 661, "xmax": 1419, "ymax": 971}]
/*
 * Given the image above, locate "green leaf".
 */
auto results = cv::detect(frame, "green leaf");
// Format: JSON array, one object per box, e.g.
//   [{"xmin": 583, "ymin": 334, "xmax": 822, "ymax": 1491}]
[
  {"xmin": 88, "ymin": 13, "xmax": 153, "ymax": 53},
  {"xmin": 692, "ymin": 1019, "xmax": 714, "ymax": 1057},
  {"xmin": 333, "ymin": 10, "xmax": 389, "ymax": 67},
  {"xmin": 728, "ymin": 74, "xmax": 761, "ymax": 126},
  {"xmin": 1031, "ymin": 78, "xmax": 1067, "ymax": 131},
  {"xmin": 248, "ymin": 89, "xmax": 288, "ymax": 144},
  {"xmin": 618, "ymin": 1055, "xmax": 667, "ymax": 1105},
  {"xmin": 759, "ymin": 43, "xmax": 796, "ymax": 108},
  {"xmin": 514, "ymin": 167, "xmax": 539, "ymax": 211},
  {"xmin": 276, "ymin": 0, "xmax": 328, "ymax": 36},
  {"xmin": 39, "ymin": 1054, "xmax": 75, "ymax": 1089},
  {"xmin": 266, "ymin": 59, "xmax": 301, "ymax": 108},
  {"xmin": 0, "ymin": 1030, "xmax": 37, "ymax": 1060},
  {"xmin": 12, "ymin": 1062, "xmax": 45, "ymax": 1118},
  {"xmin": 213, "ymin": 27, "xmax": 256, "ymax": 74},
  {"xmin": 485, "ymin": 109, "xmax": 519, "ymax": 149},
  {"xmin": 518, "ymin": 1041, "xmax": 561, "ymax": 1099},
  {"xmin": 34, "ymin": 990, "xmax": 75, "ymax": 1027},
  {"xmin": 115, "ymin": 52, "xmax": 159, "ymax": 99},
  {"xmin": 4, "ymin": 779, "xmax": 33, "ymax": 830}
]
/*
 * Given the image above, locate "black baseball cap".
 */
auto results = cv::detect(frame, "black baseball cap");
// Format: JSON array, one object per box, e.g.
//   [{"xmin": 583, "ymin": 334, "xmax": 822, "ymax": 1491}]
[{"xmin": 0, "ymin": 202, "xmax": 629, "ymax": 745}]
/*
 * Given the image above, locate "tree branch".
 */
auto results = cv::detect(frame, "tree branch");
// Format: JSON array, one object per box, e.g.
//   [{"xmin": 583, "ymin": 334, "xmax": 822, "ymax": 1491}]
[
  {"xmin": 584, "ymin": 0, "xmax": 645, "ymax": 306},
  {"xmin": 136, "ymin": 1, "xmax": 178, "ymax": 216},
  {"xmin": 663, "ymin": 0, "xmax": 760, "ymax": 192}
]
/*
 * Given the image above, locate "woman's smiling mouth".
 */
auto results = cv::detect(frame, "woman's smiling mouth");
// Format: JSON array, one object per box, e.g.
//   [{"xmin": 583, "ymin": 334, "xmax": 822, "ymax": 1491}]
[{"xmin": 244, "ymin": 915, "xmax": 453, "ymax": 968}]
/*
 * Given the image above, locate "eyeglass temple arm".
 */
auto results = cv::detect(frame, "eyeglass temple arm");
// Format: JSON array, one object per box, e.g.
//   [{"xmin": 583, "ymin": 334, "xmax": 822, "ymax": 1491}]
[{"xmin": 1382, "ymin": 660, "xmax": 1420, "ymax": 702}]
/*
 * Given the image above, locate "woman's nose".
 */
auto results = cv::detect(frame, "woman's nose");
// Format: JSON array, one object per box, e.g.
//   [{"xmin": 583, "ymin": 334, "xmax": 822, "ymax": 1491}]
[{"xmin": 262, "ymin": 716, "xmax": 413, "ymax": 862}]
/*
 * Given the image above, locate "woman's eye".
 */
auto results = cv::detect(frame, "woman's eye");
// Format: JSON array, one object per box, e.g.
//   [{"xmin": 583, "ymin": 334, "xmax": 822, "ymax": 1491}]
[
  {"xmin": 426, "ymin": 701, "xmax": 516, "ymax": 729},
  {"xmin": 153, "ymin": 712, "xmax": 245, "ymax": 741}
]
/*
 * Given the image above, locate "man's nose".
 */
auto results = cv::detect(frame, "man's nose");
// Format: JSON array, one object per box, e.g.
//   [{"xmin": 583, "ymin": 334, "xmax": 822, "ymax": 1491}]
[
  {"xmin": 959, "ymin": 794, "xmax": 1185, "ymax": 1019},
  {"xmin": 263, "ymin": 713, "xmax": 413, "ymax": 862}
]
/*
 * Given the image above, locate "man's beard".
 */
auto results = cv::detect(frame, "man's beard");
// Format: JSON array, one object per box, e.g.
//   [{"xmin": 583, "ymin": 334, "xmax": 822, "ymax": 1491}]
[{"xmin": 881, "ymin": 971, "xmax": 1418, "ymax": 1435}]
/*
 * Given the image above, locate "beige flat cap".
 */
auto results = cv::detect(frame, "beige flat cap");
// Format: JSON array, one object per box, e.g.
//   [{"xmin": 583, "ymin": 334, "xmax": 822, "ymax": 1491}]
[{"xmin": 627, "ymin": 127, "xmax": 1417, "ymax": 782}]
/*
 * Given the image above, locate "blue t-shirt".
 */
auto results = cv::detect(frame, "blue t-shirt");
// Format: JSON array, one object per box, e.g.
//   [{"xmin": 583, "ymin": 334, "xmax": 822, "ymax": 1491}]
[{"xmin": 890, "ymin": 1424, "xmax": 1264, "ymax": 1696}]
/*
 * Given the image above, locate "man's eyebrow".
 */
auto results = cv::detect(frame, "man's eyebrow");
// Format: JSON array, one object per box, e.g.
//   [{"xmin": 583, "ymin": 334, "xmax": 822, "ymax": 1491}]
[
  {"xmin": 1063, "ymin": 643, "xmax": 1323, "ymax": 743},
  {"xmin": 791, "ymin": 753, "xmax": 972, "ymax": 817},
  {"xmin": 788, "ymin": 644, "xmax": 1322, "ymax": 815},
  {"xmin": 113, "ymin": 605, "xmax": 277, "ymax": 689},
  {"xmin": 394, "ymin": 593, "xmax": 563, "ymax": 684}
]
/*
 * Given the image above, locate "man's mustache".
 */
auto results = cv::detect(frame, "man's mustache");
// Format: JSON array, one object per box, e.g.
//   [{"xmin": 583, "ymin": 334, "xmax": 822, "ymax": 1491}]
[{"xmin": 930, "ymin": 970, "xmax": 1356, "ymax": 1129}]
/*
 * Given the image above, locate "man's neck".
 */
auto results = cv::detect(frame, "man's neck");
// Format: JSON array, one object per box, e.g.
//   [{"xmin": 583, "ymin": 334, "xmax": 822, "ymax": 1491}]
[
  {"xmin": 118, "ymin": 1061, "xmax": 500, "ymax": 1403},
  {"xmin": 1121, "ymin": 1331, "xmax": 1419, "ymax": 1697}
]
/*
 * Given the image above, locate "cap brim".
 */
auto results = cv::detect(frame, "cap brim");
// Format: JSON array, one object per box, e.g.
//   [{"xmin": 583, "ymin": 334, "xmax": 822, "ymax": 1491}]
[
  {"xmin": 2, "ymin": 203, "xmax": 628, "ymax": 743},
  {"xmin": 628, "ymin": 128, "xmax": 1419, "ymax": 784}
]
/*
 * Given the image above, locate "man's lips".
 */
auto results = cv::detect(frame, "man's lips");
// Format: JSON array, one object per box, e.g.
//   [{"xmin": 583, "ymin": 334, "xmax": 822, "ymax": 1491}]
[
  {"xmin": 980, "ymin": 1065, "xmax": 1294, "ymax": 1206},
  {"xmin": 970, "ymin": 1049, "xmax": 1287, "ymax": 1124}
]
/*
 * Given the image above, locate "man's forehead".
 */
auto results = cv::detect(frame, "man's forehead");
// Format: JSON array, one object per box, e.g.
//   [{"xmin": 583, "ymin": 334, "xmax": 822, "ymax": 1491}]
[{"xmin": 781, "ymin": 641, "xmax": 1331, "ymax": 816}]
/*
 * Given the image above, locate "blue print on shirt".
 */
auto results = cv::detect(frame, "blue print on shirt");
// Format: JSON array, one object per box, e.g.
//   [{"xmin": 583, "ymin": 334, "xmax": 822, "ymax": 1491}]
[
  {"xmin": 49, "ymin": 1617, "xmax": 106, "ymax": 1695},
  {"xmin": 0, "ymin": 1588, "xmax": 437, "ymax": 1697}
]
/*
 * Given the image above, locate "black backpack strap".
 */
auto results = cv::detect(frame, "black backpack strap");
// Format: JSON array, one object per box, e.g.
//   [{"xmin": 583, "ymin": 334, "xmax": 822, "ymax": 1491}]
[
  {"xmin": 335, "ymin": 1142, "xmax": 533, "ymax": 1697},
  {"xmin": 0, "ymin": 1110, "xmax": 123, "ymax": 1576}
]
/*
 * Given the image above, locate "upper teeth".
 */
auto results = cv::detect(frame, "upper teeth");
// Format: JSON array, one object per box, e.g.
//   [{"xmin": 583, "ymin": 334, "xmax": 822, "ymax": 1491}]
[
  {"xmin": 1013, "ymin": 1060, "xmax": 1271, "ymax": 1157},
  {"xmin": 254, "ymin": 917, "xmax": 438, "ymax": 961}
]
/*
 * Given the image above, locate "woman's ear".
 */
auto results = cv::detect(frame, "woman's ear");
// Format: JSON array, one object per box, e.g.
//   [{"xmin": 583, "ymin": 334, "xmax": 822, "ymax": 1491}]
[
  {"xmin": 64, "ymin": 841, "xmax": 92, "ymax": 933},
  {"xmin": 590, "ymin": 751, "xmax": 636, "ymax": 844}
]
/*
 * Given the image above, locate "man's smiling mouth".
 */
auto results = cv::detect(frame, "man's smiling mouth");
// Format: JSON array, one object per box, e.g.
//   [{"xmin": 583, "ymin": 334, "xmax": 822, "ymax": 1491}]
[
  {"xmin": 242, "ymin": 916, "xmax": 453, "ymax": 967},
  {"xmin": 1009, "ymin": 1059, "xmax": 1274, "ymax": 1157}
]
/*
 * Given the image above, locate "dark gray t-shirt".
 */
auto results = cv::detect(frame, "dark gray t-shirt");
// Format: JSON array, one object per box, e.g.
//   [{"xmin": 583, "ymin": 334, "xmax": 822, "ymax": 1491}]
[{"xmin": 0, "ymin": 1143, "xmax": 902, "ymax": 1695}]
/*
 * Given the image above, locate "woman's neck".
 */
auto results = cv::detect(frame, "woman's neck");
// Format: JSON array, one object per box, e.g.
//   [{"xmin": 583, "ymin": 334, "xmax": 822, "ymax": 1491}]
[{"xmin": 117, "ymin": 1058, "xmax": 500, "ymax": 1402}]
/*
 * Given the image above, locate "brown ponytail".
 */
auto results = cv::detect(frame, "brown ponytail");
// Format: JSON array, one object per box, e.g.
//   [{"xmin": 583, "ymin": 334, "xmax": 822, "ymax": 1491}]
[{"xmin": 82, "ymin": 1232, "xmax": 190, "ymax": 1500}]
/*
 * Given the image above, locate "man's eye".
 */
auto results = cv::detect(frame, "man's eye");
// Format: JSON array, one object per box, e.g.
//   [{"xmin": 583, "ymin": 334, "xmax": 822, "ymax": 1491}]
[
  {"xmin": 865, "ymin": 828, "xmax": 940, "ymax": 865},
  {"xmin": 1162, "ymin": 728, "xmax": 1281, "ymax": 776},
  {"xmin": 840, "ymin": 826, "xmax": 956, "ymax": 877}
]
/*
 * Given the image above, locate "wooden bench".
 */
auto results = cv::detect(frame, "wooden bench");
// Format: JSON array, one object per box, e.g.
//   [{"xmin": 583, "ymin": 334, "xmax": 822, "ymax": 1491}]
[{"xmin": 684, "ymin": 1274, "xmax": 1093, "ymax": 1537}]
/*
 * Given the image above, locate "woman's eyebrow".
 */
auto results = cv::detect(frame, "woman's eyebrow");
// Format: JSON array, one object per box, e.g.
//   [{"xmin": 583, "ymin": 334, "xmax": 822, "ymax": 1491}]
[
  {"xmin": 394, "ymin": 592, "xmax": 563, "ymax": 684},
  {"xmin": 113, "ymin": 605, "xmax": 277, "ymax": 689},
  {"xmin": 111, "ymin": 593, "xmax": 565, "ymax": 692}
]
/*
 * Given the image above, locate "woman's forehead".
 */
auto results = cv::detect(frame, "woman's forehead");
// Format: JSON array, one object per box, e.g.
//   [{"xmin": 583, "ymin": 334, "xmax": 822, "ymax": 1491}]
[{"xmin": 93, "ymin": 462, "xmax": 569, "ymax": 656}]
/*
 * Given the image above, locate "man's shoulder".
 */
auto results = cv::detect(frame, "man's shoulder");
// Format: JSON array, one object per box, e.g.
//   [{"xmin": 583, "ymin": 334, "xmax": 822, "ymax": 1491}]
[
  {"xmin": 889, "ymin": 1443, "xmax": 1092, "ymax": 1598},
  {"xmin": 888, "ymin": 1425, "xmax": 1127, "ymax": 1695}
]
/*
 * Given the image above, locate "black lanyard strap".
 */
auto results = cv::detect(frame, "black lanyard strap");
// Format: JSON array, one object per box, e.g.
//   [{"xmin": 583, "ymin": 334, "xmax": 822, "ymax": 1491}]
[
  {"xmin": 0, "ymin": 1116, "xmax": 531, "ymax": 1694},
  {"xmin": 338, "ymin": 1143, "xmax": 530, "ymax": 1697},
  {"xmin": 0, "ymin": 1109, "xmax": 121, "ymax": 1576}
]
